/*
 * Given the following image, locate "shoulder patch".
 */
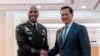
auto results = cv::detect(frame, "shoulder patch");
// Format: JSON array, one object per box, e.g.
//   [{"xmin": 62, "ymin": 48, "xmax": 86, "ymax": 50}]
[{"xmin": 16, "ymin": 27, "xmax": 19, "ymax": 31}]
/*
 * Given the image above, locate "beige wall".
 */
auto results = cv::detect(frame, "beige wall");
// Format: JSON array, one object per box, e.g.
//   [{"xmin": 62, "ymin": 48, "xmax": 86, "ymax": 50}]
[
  {"xmin": 0, "ymin": 11, "xmax": 14, "ymax": 56},
  {"xmin": 5, "ymin": 11, "xmax": 14, "ymax": 56},
  {"xmin": 0, "ymin": 11, "xmax": 6, "ymax": 56}
]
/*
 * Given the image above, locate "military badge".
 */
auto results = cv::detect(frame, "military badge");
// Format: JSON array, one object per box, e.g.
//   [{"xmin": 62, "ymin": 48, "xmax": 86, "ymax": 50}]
[
  {"xmin": 29, "ymin": 37, "xmax": 32, "ymax": 40},
  {"xmin": 16, "ymin": 28, "xmax": 19, "ymax": 31},
  {"xmin": 25, "ymin": 26, "xmax": 31, "ymax": 32},
  {"xmin": 41, "ymin": 29, "xmax": 46, "ymax": 36}
]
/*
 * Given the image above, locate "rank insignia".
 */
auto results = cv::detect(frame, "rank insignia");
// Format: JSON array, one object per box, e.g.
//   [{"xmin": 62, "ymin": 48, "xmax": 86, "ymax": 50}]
[
  {"xmin": 42, "ymin": 29, "xmax": 45, "ymax": 33},
  {"xmin": 42, "ymin": 29, "xmax": 46, "ymax": 35}
]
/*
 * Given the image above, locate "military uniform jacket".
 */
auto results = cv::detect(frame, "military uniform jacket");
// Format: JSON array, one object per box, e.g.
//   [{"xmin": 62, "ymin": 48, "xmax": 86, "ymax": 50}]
[{"xmin": 16, "ymin": 21, "xmax": 49, "ymax": 56}]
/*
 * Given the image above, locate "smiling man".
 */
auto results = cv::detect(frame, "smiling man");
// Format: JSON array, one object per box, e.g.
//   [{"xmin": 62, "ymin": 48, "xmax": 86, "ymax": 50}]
[
  {"xmin": 16, "ymin": 5, "xmax": 49, "ymax": 56},
  {"xmin": 40, "ymin": 6, "xmax": 91, "ymax": 56}
]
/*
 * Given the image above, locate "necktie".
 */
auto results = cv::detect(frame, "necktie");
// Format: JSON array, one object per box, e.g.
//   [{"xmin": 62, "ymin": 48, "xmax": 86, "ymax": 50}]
[
  {"xmin": 33, "ymin": 24, "xmax": 38, "ymax": 33},
  {"xmin": 33, "ymin": 24, "xmax": 36, "ymax": 30},
  {"xmin": 33, "ymin": 24, "xmax": 38, "ymax": 36},
  {"xmin": 62, "ymin": 26, "xmax": 68, "ymax": 44}
]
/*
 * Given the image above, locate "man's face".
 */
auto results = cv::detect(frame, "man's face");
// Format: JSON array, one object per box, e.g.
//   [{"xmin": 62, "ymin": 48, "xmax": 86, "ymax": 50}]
[
  {"xmin": 60, "ymin": 9, "xmax": 73, "ymax": 25},
  {"xmin": 28, "ymin": 6, "xmax": 39, "ymax": 23}
]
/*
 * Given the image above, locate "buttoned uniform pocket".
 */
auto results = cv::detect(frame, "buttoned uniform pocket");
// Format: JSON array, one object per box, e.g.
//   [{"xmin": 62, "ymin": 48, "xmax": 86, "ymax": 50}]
[{"xmin": 24, "ymin": 31, "xmax": 34, "ymax": 41}]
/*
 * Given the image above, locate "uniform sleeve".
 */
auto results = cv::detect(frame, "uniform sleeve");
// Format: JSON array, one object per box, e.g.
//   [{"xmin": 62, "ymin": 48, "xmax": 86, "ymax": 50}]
[
  {"xmin": 42, "ymin": 28, "xmax": 49, "ymax": 50},
  {"xmin": 16, "ymin": 26, "xmax": 40, "ymax": 54},
  {"xmin": 79, "ymin": 25, "xmax": 91, "ymax": 56}
]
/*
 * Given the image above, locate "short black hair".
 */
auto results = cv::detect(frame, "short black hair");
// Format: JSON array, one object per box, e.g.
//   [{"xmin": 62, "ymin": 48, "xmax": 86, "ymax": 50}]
[{"xmin": 60, "ymin": 6, "xmax": 73, "ymax": 14}]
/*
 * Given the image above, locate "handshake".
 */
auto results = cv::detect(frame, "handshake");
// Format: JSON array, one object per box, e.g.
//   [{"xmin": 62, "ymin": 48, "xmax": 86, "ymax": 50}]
[{"xmin": 40, "ymin": 49, "xmax": 48, "ymax": 56}]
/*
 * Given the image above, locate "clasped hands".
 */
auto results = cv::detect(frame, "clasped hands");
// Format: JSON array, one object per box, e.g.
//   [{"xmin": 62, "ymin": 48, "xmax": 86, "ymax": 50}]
[{"xmin": 40, "ymin": 49, "xmax": 48, "ymax": 56}]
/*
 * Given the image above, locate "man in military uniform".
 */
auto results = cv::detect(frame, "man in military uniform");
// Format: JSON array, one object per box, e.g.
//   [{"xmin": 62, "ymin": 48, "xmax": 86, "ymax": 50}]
[{"xmin": 16, "ymin": 5, "xmax": 49, "ymax": 56}]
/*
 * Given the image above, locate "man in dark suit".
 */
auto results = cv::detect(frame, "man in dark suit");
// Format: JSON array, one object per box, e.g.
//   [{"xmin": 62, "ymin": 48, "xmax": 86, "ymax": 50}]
[
  {"xmin": 40, "ymin": 6, "xmax": 91, "ymax": 56},
  {"xmin": 16, "ymin": 5, "xmax": 49, "ymax": 56}
]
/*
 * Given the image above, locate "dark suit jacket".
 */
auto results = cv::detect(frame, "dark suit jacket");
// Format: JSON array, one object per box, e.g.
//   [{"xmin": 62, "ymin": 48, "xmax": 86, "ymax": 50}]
[
  {"xmin": 48, "ymin": 22, "xmax": 91, "ymax": 56},
  {"xmin": 16, "ymin": 21, "xmax": 49, "ymax": 56}
]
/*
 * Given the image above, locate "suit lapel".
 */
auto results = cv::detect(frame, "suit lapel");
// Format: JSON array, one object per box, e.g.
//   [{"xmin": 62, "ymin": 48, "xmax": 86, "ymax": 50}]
[
  {"xmin": 63, "ymin": 22, "xmax": 77, "ymax": 46},
  {"xmin": 57, "ymin": 27, "xmax": 64, "ymax": 48}
]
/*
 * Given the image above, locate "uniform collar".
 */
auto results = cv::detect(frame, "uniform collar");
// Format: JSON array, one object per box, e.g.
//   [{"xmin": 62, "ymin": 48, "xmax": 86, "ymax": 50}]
[{"xmin": 28, "ymin": 20, "xmax": 37, "ymax": 26}]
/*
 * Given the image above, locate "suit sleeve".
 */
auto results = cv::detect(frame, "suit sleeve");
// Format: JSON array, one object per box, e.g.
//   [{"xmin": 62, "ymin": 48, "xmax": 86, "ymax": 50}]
[
  {"xmin": 42, "ymin": 28, "xmax": 49, "ymax": 50},
  {"xmin": 16, "ymin": 26, "xmax": 40, "ymax": 54},
  {"xmin": 79, "ymin": 25, "xmax": 91, "ymax": 56},
  {"xmin": 47, "ymin": 30, "xmax": 59, "ymax": 56}
]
